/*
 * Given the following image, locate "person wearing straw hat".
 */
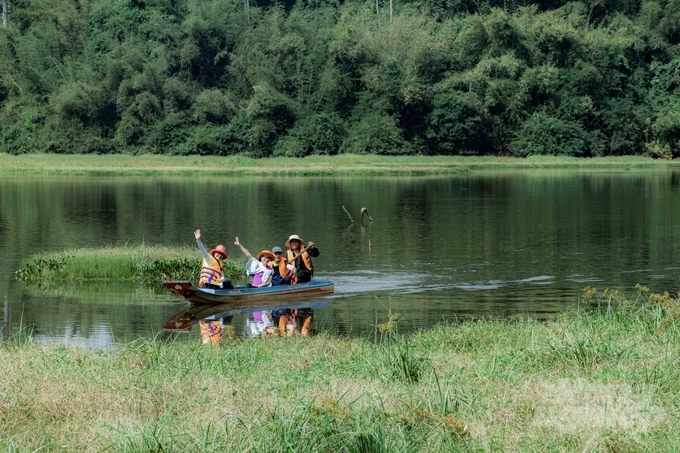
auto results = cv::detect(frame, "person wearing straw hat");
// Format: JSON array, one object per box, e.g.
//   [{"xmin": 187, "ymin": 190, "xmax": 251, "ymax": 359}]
[
  {"xmin": 194, "ymin": 229, "xmax": 233, "ymax": 289},
  {"xmin": 285, "ymin": 234, "xmax": 319, "ymax": 283},
  {"xmin": 234, "ymin": 237, "xmax": 275, "ymax": 288}
]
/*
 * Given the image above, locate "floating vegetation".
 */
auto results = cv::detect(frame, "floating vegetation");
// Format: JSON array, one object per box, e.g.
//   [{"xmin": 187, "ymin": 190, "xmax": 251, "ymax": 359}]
[{"xmin": 15, "ymin": 244, "xmax": 247, "ymax": 288}]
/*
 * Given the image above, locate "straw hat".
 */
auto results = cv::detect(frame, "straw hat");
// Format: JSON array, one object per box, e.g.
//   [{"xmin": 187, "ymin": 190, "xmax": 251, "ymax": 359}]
[
  {"xmin": 210, "ymin": 245, "xmax": 228, "ymax": 259},
  {"xmin": 257, "ymin": 250, "xmax": 276, "ymax": 261},
  {"xmin": 285, "ymin": 234, "xmax": 304, "ymax": 248}
]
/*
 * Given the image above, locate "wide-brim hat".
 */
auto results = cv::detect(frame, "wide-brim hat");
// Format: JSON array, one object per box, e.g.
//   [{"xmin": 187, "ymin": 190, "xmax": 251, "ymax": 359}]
[
  {"xmin": 210, "ymin": 245, "xmax": 228, "ymax": 259},
  {"xmin": 285, "ymin": 234, "xmax": 304, "ymax": 248},
  {"xmin": 257, "ymin": 250, "xmax": 276, "ymax": 261}
]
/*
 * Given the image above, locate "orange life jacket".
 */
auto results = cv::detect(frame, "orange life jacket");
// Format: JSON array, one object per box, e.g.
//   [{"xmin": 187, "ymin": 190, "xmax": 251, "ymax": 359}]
[
  {"xmin": 287, "ymin": 249, "xmax": 313, "ymax": 272},
  {"xmin": 277, "ymin": 258, "xmax": 292, "ymax": 278},
  {"xmin": 199, "ymin": 257, "xmax": 223, "ymax": 287},
  {"xmin": 199, "ymin": 320, "xmax": 222, "ymax": 344}
]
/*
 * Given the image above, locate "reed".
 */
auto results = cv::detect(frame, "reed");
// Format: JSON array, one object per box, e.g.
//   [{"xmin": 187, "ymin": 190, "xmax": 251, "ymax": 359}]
[
  {"xmin": 1, "ymin": 285, "xmax": 678, "ymax": 452},
  {"xmin": 15, "ymin": 243, "xmax": 247, "ymax": 286}
]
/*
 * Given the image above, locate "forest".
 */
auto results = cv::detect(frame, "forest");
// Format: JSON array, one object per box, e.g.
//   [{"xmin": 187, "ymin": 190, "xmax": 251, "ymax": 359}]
[{"xmin": 1, "ymin": 0, "xmax": 680, "ymax": 157}]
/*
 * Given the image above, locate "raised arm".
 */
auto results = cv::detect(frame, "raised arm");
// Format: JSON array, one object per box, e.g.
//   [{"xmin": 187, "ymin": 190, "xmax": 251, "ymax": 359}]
[
  {"xmin": 194, "ymin": 229, "xmax": 210, "ymax": 259},
  {"xmin": 234, "ymin": 237, "xmax": 253, "ymax": 260}
]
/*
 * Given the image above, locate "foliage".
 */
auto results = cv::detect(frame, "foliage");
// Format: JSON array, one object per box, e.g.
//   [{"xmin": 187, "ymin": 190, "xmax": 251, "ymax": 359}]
[
  {"xmin": 427, "ymin": 90, "xmax": 489, "ymax": 154},
  {"xmin": 1, "ymin": 0, "xmax": 680, "ymax": 156},
  {"xmin": 508, "ymin": 110, "xmax": 605, "ymax": 156}
]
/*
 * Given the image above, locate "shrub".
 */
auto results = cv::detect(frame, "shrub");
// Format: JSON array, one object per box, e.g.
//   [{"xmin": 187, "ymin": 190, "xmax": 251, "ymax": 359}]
[
  {"xmin": 427, "ymin": 91, "xmax": 489, "ymax": 154},
  {"xmin": 342, "ymin": 112, "xmax": 410, "ymax": 155},
  {"xmin": 508, "ymin": 111, "xmax": 604, "ymax": 156}
]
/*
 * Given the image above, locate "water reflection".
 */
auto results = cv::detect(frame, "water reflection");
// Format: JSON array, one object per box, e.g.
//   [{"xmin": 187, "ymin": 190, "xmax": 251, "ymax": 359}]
[
  {"xmin": 3, "ymin": 170, "xmax": 680, "ymax": 347},
  {"xmin": 164, "ymin": 299, "xmax": 333, "ymax": 342}
]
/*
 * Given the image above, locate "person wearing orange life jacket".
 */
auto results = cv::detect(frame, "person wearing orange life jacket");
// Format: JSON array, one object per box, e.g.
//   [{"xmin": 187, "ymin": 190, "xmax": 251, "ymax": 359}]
[
  {"xmin": 270, "ymin": 246, "xmax": 296, "ymax": 285},
  {"xmin": 270, "ymin": 244, "xmax": 313, "ymax": 335},
  {"xmin": 285, "ymin": 234, "xmax": 319, "ymax": 284},
  {"xmin": 194, "ymin": 229, "xmax": 233, "ymax": 290}
]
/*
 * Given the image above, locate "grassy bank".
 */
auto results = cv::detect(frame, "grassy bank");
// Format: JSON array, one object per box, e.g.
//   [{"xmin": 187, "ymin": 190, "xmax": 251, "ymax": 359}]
[
  {"xmin": 15, "ymin": 244, "xmax": 247, "ymax": 287},
  {"xmin": 1, "ymin": 288, "xmax": 679, "ymax": 452},
  {"xmin": 2, "ymin": 154, "xmax": 680, "ymax": 176}
]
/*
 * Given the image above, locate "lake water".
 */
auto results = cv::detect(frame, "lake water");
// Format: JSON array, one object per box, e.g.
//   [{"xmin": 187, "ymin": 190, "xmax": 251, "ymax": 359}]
[{"xmin": 2, "ymin": 169, "xmax": 680, "ymax": 348}]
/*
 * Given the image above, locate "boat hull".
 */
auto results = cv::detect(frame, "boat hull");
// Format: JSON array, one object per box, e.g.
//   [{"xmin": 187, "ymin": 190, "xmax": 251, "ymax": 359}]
[{"xmin": 162, "ymin": 280, "xmax": 335, "ymax": 306}]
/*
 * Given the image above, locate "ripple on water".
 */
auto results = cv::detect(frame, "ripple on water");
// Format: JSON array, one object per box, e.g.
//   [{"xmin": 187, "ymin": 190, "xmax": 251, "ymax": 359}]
[{"xmin": 323, "ymin": 271, "xmax": 430, "ymax": 296}]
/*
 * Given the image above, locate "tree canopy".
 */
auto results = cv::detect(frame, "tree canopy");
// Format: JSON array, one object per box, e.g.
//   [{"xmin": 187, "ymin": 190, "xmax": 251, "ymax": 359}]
[{"xmin": 1, "ymin": 0, "xmax": 680, "ymax": 157}]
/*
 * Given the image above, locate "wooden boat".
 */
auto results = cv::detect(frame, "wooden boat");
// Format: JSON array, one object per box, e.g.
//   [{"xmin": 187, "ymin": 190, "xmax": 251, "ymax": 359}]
[
  {"xmin": 162, "ymin": 279, "xmax": 335, "ymax": 306},
  {"xmin": 163, "ymin": 299, "xmax": 333, "ymax": 332}
]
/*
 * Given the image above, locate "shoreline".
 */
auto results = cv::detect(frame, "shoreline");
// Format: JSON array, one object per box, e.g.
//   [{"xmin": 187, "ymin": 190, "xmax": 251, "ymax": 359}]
[
  {"xmin": 1, "ymin": 296, "xmax": 678, "ymax": 451},
  {"xmin": 2, "ymin": 153, "xmax": 680, "ymax": 176}
]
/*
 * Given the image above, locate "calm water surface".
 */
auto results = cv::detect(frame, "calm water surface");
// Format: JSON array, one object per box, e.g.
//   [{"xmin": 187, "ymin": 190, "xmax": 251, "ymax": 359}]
[{"xmin": 2, "ymin": 170, "xmax": 680, "ymax": 348}]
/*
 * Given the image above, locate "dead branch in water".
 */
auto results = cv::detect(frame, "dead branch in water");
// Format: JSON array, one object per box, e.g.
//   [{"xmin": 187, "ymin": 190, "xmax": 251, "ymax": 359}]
[
  {"xmin": 361, "ymin": 207, "xmax": 373, "ymax": 223},
  {"xmin": 342, "ymin": 205, "xmax": 354, "ymax": 223}
]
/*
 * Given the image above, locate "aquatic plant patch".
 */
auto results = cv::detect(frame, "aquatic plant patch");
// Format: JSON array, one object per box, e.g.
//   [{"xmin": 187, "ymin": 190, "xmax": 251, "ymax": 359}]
[{"xmin": 15, "ymin": 244, "xmax": 247, "ymax": 287}]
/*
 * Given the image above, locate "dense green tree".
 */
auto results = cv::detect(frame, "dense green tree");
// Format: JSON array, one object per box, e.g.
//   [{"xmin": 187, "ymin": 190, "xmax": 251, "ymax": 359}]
[
  {"xmin": 2, "ymin": 0, "xmax": 680, "ymax": 156},
  {"xmin": 427, "ymin": 90, "xmax": 489, "ymax": 154}
]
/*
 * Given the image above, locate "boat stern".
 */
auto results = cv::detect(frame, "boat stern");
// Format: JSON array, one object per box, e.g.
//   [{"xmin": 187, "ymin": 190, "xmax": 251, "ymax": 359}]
[{"xmin": 163, "ymin": 280, "xmax": 197, "ymax": 299}]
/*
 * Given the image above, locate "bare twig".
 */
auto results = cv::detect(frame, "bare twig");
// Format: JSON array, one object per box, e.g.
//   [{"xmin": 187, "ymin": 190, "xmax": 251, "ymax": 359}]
[
  {"xmin": 5, "ymin": 72, "xmax": 22, "ymax": 93},
  {"xmin": 342, "ymin": 205, "xmax": 354, "ymax": 223},
  {"xmin": 360, "ymin": 207, "xmax": 373, "ymax": 222}
]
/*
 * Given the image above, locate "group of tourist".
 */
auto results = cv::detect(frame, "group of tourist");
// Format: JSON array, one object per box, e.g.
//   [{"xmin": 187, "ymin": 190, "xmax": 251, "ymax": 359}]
[
  {"xmin": 193, "ymin": 229, "xmax": 320, "ymax": 290},
  {"xmin": 193, "ymin": 229, "xmax": 320, "ymax": 339}
]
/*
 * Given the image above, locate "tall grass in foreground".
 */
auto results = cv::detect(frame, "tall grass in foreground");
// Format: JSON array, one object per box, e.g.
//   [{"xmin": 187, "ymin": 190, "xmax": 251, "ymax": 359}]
[
  {"xmin": 15, "ymin": 244, "xmax": 247, "ymax": 287},
  {"xmin": 1, "ymin": 286, "xmax": 679, "ymax": 452}
]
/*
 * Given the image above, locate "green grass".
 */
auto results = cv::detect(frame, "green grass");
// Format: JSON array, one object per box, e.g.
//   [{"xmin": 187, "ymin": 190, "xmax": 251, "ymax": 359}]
[
  {"xmin": 1, "ymin": 286, "xmax": 679, "ymax": 452},
  {"xmin": 2, "ymin": 153, "xmax": 680, "ymax": 176},
  {"xmin": 15, "ymin": 243, "xmax": 248, "ymax": 287}
]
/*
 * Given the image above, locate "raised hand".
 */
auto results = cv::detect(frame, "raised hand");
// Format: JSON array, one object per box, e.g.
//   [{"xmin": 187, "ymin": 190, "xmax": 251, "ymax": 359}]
[{"xmin": 194, "ymin": 229, "xmax": 201, "ymax": 241}]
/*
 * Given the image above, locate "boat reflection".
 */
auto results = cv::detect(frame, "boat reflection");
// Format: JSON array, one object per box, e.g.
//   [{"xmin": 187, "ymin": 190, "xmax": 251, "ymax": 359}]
[{"xmin": 163, "ymin": 299, "xmax": 334, "ymax": 340}]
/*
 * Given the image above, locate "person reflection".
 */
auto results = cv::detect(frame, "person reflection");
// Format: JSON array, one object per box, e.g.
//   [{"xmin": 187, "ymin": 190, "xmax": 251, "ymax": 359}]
[
  {"xmin": 245, "ymin": 311, "xmax": 275, "ymax": 338},
  {"xmin": 199, "ymin": 316, "xmax": 234, "ymax": 344},
  {"xmin": 271, "ymin": 308, "xmax": 314, "ymax": 337}
]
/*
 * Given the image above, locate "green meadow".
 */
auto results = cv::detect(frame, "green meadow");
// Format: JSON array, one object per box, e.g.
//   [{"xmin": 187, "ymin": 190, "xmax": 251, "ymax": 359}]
[
  {"xmin": 2, "ymin": 154, "xmax": 679, "ymax": 176},
  {"xmin": 1, "ymin": 286, "xmax": 679, "ymax": 452}
]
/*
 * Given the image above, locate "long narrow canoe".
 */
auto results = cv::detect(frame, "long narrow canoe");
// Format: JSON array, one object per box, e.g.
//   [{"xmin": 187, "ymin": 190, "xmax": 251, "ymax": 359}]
[{"xmin": 162, "ymin": 280, "xmax": 335, "ymax": 306}]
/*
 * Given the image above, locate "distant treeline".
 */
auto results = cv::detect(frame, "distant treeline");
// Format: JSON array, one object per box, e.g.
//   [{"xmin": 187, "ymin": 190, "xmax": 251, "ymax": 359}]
[{"xmin": 1, "ymin": 0, "xmax": 680, "ymax": 157}]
